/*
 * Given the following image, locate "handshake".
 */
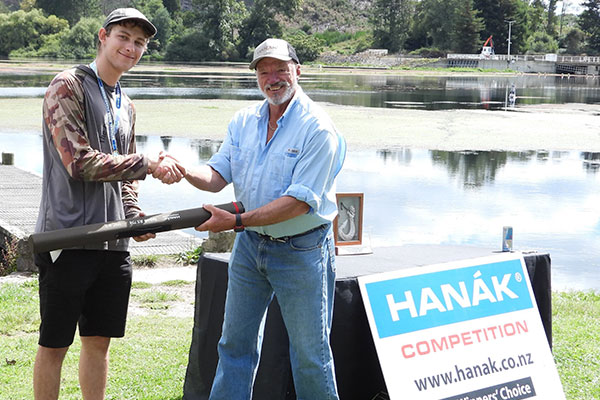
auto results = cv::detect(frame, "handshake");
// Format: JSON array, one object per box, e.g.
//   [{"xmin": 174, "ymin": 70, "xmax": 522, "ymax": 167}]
[{"xmin": 147, "ymin": 152, "xmax": 187, "ymax": 185}]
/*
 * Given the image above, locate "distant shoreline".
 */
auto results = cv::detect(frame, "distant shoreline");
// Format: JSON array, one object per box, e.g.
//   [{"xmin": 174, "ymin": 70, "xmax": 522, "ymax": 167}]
[{"xmin": 2, "ymin": 60, "xmax": 599, "ymax": 152}]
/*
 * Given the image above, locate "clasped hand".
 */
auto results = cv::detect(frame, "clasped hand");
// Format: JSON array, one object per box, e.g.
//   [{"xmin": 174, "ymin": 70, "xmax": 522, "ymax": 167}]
[{"xmin": 148, "ymin": 152, "xmax": 186, "ymax": 184}]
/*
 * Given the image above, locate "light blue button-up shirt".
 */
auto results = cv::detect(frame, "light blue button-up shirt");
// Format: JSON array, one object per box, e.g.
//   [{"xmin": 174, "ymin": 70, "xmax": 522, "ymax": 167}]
[{"xmin": 208, "ymin": 86, "xmax": 346, "ymax": 238}]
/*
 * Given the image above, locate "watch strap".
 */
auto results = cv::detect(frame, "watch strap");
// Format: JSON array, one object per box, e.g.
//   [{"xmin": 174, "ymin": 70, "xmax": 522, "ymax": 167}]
[{"xmin": 234, "ymin": 213, "xmax": 244, "ymax": 232}]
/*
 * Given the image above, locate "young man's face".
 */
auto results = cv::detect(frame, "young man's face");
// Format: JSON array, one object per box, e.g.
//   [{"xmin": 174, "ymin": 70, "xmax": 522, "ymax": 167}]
[
  {"xmin": 98, "ymin": 23, "xmax": 148, "ymax": 74},
  {"xmin": 256, "ymin": 58, "xmax": 300, "ymax": 106}
]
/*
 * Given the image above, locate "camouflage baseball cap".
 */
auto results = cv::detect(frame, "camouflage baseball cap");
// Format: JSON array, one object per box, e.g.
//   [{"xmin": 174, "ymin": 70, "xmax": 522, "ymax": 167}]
[
  {"xmin": 103, "ymin": 8, "xmax": 157, "ymax": 38},
  {"xmin": 249, "ymin": 38, "xmax": 300, "ymax": 70}
]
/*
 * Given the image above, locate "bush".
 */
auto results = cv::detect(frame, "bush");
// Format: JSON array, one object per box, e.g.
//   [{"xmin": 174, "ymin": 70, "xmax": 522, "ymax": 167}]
[
  {"xmin": 323, "ymin": 30, "xmax": 373, "ymax": 56},
  {"xmin": 164, "ymin": 27, "xmax": 239, "ymax": 61},
  {"xmin": 0, "ymin": 9, "xmax": 68, "ymax": 56},
  {"xmin": 132, "ymin": 254, "xmax": 160, "ymax": 268},
  {"xmin": 526, "ymin": 31, "xmax": 559, "ymax": 54},
  {"xmin": 176, "ymin": 246, "xmax": 203, "ymax": 265},
  {"xmin": 284, "ymin": 31, "xmax": 324, "ymax": 63},
  {"xmin": 409, "ymin": 47, "xmax": 446, "ymax": 58},
  {"xmin": 314, "ymin": 29, "xmax": 354, "ymax": 46},
  {"xmin": 0, "ymin": 237, "xmax": 19, "ymax": 276},
  {"xmin": 11, "ymin": 16, "xmax": 100, "ymax": 59}
]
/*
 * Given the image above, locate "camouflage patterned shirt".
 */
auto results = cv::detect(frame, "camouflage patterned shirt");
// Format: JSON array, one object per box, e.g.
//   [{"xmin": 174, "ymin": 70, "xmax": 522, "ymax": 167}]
[{"xmin": 35, "ymin": 65, "xmax": 149, "ymax": 251}]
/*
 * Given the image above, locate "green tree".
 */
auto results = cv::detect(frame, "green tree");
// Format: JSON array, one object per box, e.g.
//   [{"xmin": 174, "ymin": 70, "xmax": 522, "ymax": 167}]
[
  {"xmin": 164, "ymin": 28, "xmax": 213, "ymax": 60},
  {"xmin": 131, "ymin": 0, "xmax": 174, "ymax": 52},
  {"xmin": 546, "ymin": 0, "xmax": 558, "ymax": 35},
  {"xmin": 190, "ymin": 0, "xmax": 247, "ymax": 60},
  {"xmin": 2, "ymin": 0, "xmax": 20, "ymax": 12},
  {"xmin": 563, "ymin": 27, "xmax": 585, "ymax": 54},
  {"xmin": 35, "ymin": 0, "xmax": 101, "ymax": 25},
  {"xmin": 98, "ymin": 0, "xmax": 131, "ymax": 14},
  {"xmin": 284, "ymin": 30, "xmax": 324, "ymax": 62},
  {"xmin": 11, "ymin": 16, "xmax": 101, "ymax": 58},
  {"xmin": 526, "ymin": 30, "xmax": 558, "ymax": 53},
  {"xmin": 59, "ymin": 16, "xmax": 102, "ymax": 58},
  {"xmin": 450, "ymin": 0, "xmax": 484, "ymax": 53},
  {"xmin": 238, "ymin": 0, "xmax": 301, "ymax": 60},
  {"xmin": 0, "ymin": 9, "xmax": 68, "ymax": 56},
  {"xmin": 528, "ymin": 0, "xmax": 545, "ymax": 33},
  {"xmin": 474, "ymin": 0, "xmax": 527, "ymax": 54},
  {"xmin": 579, "ymin": 0, "xmax": 600, "ymax": 54},
  {"xmin": 408, "ymin": 0, "xmax": 455, "ymax": 50},
  {"xmin": 370, "ymin": 0, "xmax": 412, "ymax": 53},
  {"xmin": 162, "ymin": 0, "xmax": 180, "ymax": 13},
  {"xmin": 20, "ymin": 0, "xmax": 36, "ymax": 11}
]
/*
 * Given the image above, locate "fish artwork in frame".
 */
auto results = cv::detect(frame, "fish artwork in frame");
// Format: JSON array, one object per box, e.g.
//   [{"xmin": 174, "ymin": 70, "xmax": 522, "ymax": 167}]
[{"xmin": 334, "ymin": 193, "xmax": 363, "ymax": 246}]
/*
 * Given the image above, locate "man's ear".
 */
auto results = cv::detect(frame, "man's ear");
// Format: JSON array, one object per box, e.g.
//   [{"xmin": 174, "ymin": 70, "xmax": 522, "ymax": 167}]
[
  {"xmin": 295, "ymin": 63, "xmax": 301, "ymax": 78},
  {"xmin": 98, "ymin": 27, "xmax": 107, "ymax": 45}
]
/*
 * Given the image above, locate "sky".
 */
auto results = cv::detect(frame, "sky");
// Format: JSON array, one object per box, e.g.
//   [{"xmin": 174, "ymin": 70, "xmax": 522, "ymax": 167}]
[{"xmin": 558, "ymin": 0, "xmax": 584, "ymax": 14}]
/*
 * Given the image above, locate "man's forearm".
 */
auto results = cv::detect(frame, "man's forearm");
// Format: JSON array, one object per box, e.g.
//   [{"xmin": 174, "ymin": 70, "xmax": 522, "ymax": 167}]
[
  {"xmin": 185, "ymin": 165, "xmax": 228, "ymax": 193},
  {"xmin": 241, "ymin": 196, "xmax": 309, "ymax": 228}
]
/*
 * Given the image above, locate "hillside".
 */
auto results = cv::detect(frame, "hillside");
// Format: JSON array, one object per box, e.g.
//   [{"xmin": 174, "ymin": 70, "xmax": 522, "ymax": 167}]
[{"xmin": 281, "ymin": 0, "xmax": 372, "ymax": 33}]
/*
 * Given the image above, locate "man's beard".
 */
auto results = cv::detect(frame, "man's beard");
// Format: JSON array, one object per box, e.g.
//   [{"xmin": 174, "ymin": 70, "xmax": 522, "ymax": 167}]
[{"xmin": 261, "ymin": 80, "xmax": 296, "ymax": 105}]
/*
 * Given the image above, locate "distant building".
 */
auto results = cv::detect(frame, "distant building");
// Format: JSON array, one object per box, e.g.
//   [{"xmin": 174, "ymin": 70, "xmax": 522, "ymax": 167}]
[{"xmin": 364, "ymin": 49, "xmax": 388, "ymax": 57}]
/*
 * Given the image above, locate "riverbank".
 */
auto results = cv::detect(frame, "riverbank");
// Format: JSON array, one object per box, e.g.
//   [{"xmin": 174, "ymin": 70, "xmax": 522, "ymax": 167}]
[
  {"xmin": 2, "ymin": 97, "xmax": 599, "ymax": 152},
  {"xmin": 3, "ymin": 60, "xmax": 600, "ymax": 152}
]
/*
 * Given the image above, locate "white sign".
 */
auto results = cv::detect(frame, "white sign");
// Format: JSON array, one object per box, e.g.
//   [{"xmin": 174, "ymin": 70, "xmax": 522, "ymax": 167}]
[{"xmin": 358, "ymin": 253, "xmax": 565, "ymax": 400}]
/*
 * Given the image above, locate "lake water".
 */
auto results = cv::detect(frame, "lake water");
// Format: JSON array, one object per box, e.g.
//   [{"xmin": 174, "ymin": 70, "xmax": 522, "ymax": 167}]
[
  {"xmin": 2, "ymin": 67, "xmax": 600, "ymax": 109},
  {"xmin": 1, "ymin": 133, "xmax": 598, "ymax": 292}
]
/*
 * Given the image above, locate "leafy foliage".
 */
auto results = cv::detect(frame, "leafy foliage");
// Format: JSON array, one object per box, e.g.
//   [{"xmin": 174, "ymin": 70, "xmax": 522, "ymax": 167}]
[
  {"xmin": 526, "ymin": 30, "xmax": 559, "ymax": 53},
  {"xmin": 131, "ymin": 0, "xmax": 174, "ymax": 53},
  {"xmin": 370, "ymin": 0, "xmax": 411, "ymax": 53},
  {"xmin": 164, "ymin": 27, "xmax": 217, "ymax": 61},
  {"xmin": 579, "ymin": 0, "xmax": 600, "ymax": 54},
  {"xmin": 0, "ymin": 9, "xmax": 68, "ymax": 56},
  {"xmin": 0, "ymin": 0, "xmax": 598, "ymax": 62},
  {"xmin": 450, "ymin": 0, "xmax": 485, "ymax": 53},
  {"xmin": 35, "ymin": 0, "xmax": 101, "ymax": 25},
  {"xmin": 175, "ymin": 246, "xmax": 203, "ymax": 265},
  {"xmin": 132, "ymin": 254, "xmax": 160, "ymax": 268},
  {"xmin": 0, "ymin": 237, "xmax": 19, "ymax": 276},
  {"xmin": 562, "ymin": 27, "xmax": 585, "ymax": 55},
  {"xmin": 285, "ymin": 30, "xmax": 325, "ymax": 62},
  {"xmin": 11, "ymin": 16, "xmax": 100, "ymax": 58}
]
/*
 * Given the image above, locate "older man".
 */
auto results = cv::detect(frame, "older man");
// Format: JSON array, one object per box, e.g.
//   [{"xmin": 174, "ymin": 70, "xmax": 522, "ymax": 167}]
[{"xmin": 183, "ymin": 38, "xmax": 346, "ymax": 399}]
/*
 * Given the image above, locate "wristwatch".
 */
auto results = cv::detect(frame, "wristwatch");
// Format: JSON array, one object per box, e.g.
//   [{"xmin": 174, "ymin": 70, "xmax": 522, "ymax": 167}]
[{"xmin": 233, "ymin": 213, "xmax": 245, "ymax": 232}]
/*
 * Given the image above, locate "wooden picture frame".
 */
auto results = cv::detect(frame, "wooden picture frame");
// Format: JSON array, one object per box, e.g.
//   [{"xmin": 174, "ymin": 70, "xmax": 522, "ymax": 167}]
[{"xmin": 334, "ymin": 193, "xmax": 363, "ymax": 246}]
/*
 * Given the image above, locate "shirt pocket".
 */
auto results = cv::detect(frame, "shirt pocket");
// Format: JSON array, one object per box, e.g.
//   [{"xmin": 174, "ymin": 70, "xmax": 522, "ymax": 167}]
[
  {"xmin": 230, "ymin": 145, "xmax": 250, "ymax": 184},
  {"xmin": 268, "ymin": 152, "xmax": 296, "ymax": 193}
]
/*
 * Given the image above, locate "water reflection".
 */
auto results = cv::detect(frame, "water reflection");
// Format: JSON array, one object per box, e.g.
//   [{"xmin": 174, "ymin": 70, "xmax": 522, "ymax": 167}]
[
  {"xmin": 1, "ymin": 132, "xmax": 598, "ymax": 291},
  {"xmin": 431, "ymin": 151, "xmax": 508, "ymax": 188},
  {"xmin": 2, "ymin": 68, "xmax": 600, "ymax": 110}
]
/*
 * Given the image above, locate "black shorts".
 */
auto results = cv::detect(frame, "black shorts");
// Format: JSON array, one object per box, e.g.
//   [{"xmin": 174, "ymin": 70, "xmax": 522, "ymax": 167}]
[{"xmin": 35, "ymin": 249, "xmax": 132, "ymax": 348}]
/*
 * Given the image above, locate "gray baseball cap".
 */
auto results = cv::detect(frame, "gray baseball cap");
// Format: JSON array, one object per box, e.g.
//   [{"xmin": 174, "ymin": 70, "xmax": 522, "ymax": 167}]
[
  {"xmin": 103, "ymin": 8, "xmax": 157, "ymax": 38},
  {"xmin": 249, "ymin": 38, "xmax": 300, "ymax": 70}
]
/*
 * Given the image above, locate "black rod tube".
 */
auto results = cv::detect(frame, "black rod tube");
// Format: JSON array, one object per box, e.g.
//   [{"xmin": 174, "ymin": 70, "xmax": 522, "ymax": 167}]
[{"xmin": 29, "ymin": 202, "xmax": 244, "ymax": 253}]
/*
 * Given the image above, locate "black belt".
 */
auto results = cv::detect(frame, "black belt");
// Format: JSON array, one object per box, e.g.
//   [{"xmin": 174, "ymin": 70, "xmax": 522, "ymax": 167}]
[{"xmin": 255, "ymin": 224, "xmax": 328, "ymax": 243}]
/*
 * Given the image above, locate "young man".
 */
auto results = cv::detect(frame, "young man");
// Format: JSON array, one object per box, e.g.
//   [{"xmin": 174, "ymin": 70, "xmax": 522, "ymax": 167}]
[
  {"xmin": 33, "ymin": 8, "xmax": 183, "ymax": 400},
  {"xmin": 183, "ymin": 38, "xmax": 346, "ymax": 399}
]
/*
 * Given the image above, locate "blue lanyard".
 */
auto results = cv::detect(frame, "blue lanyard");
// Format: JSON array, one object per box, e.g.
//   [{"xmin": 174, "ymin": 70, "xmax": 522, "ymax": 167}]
[{"xmin": 89, "ymin": 61, "xmax": 121, "ymax": 155}]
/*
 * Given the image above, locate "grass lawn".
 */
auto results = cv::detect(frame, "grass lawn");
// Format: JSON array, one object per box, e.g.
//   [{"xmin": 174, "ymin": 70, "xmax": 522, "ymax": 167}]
[
  {"xmin": 0, "ymin": 279, "xmax": 192, "ymax": 400},
  {"xmin": 1, "ymin": 278, "xmax": 598, "ymax": 399}
]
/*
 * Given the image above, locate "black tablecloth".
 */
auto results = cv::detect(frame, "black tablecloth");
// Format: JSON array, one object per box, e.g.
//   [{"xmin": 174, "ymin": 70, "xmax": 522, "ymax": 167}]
[{"xmin": 183, "ymin": 245, "xmax": 551, "ymax": 400}]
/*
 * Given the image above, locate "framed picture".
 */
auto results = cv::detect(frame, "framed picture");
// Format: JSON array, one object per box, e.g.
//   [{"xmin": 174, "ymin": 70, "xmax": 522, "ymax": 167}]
[{"xmin": 334, "ymin": 193, "xmax": 363, "ymax": 246}]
